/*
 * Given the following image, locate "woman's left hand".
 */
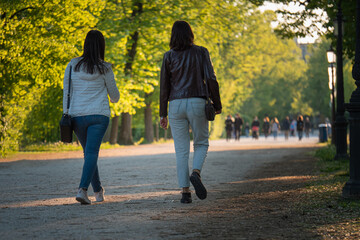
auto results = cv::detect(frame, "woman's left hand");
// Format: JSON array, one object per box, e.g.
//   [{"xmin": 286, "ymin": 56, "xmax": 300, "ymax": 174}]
[{"xmin": 160, "ymin": 117, "xmax": 168, "ymax": 130}]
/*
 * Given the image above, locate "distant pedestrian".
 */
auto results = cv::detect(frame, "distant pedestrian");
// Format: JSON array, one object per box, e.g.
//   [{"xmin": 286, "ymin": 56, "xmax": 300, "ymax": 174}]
[
  {"xmin": 271, "ymin": 117, "xmax": 280, "ymax": 140},
  {"xmin": 297, "ymin": 115, "xmax": 304, "ymax": 141},
  {"xmin": 234, "ymin": 113, "xmax": 243, "ymax": 141},
  {"xmin": 251, "ymin": 116, "xmax": 260, "ymax": 140},
  {"xmin": 159, "ymin": 21, "xmax": 222, "ymax": 204},
  {"xmin": 64, "ymin": 30, "xmax": 120, "ymax": 205},
  {"xmin": 282, "ymin": 116, "xmax": 290, "ymax": 140},
  {"xmin": 244, "ymin": 123, "xmax": 250, "ymax": 137},
  {"xmin": 225, "ymin": 115, "xmax": 233, "ymax": 141},
  {"xmin": 290, "ymin": 119, "xmax": 297, "ymax": 137},
  {"xmin": 262, "ymin": 117, "xmax": 270, "ymax": 139},
  {"xmin": 304, "ymin": 117, "xmax": 311, "ymax": 138}
]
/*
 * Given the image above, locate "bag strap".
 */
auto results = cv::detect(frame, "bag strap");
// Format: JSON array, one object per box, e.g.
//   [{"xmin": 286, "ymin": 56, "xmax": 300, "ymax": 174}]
[
  {"xmin": 66, "ymin": 65, "xmax": 72, "ymax": 114},
  {"xmin": 202, "ymin": 50, "xmax": 211, "ymax": 102}
]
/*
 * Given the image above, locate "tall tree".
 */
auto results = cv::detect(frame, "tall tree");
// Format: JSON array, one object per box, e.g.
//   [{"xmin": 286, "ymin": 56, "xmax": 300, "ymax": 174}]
[
  {"xmin": 0, "ymin": 0, "xmax": 104, "ymax": 156},
  {"xmin": 239, "ymin": 10, "xmax": 308, "ymax": 124},
  {"xmin": 249, "ymin": 0, "xmax": 357, "ymax": 60},
  {"xmin": 144, "ymin": 93, "xmax": 154, "ymax": 143}
]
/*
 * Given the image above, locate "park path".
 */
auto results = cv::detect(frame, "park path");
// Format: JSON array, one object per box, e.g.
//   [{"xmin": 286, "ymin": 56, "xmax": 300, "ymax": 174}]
[{"xmin": 0, "ymin": 136, "xmax": 319, "ymax": 239}]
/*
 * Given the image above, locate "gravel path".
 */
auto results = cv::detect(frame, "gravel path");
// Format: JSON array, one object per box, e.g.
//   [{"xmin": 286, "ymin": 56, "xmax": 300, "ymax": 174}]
[{"xmin": 0, "ymin": 136, "xmax": 319, "ymax": 239}]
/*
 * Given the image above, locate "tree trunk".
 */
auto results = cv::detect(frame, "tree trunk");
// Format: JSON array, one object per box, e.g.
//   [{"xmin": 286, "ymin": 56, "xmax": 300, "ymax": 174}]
[
  {"xmin": 118, "ymin": 2, "xmax": 143, "ymax": 146},
  {"xmin": 155, "ymin": 121, "xmax": 159, "ymax": 142},
  {"xmin": 109, "ymin": 115, "xmax": 119, "ymax": 144},
  {"xmin": 118, "ymin": 113, "xmax": 133, "ymax": 145},
  {"xmin": 144, "ymin": 103, "xmax": 154, "ymax": 143}
]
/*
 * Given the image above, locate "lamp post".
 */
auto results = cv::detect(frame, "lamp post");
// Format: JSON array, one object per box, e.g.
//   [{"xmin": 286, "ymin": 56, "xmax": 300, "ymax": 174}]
[
  {"xmin": 334, "ymin": 0, "xmax": 348, "ymax": 159},
  {"xmin": 343, "ymin": 0, "xmax": 360, "ymax": 198},
  {"xmin": 327, "ymin": 47, "xmax": 336, "ymax": 145}
]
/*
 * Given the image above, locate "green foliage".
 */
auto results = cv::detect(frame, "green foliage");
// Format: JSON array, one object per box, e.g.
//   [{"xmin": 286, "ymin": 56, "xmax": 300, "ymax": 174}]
[
  {"xmin": 98, "ymin": 0, "xmax": 171, "ymax": 116},
  {"xmin": 299, "ymin": 38, "xmax": 355, "ymax": 122},
  {"xmin": 0, "ymin": 0, "xmax": 105, "ymax": 156},
  {"xmin": 344, "ymin": 60, "xmax": 357, "ymax": 102},
  {"xmin": 248, "ymin": 0, "xmax": 357, "ymax": 61},
  {"xmin": 302, "ymin": 39, "xmax": 332, "ymax": 118},
  {"xmin": 314, "ymin": 144, "xmax": 349, "ymax": 174},
  {"xmin": 315, "ymin": 144, "xmax": 336, "ymax": 162},
  {"xmin": 2, "ymin": 0, "xmax": 357, "ymax": 155},
  {"xmin": 234, "ymin": 9, "xmax": 308, "ymax": 125}
]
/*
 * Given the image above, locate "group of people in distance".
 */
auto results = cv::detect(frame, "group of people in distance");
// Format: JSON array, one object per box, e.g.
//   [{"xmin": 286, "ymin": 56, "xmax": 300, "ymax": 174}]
[{"xmin": 225, "ymin": 114, "xmax": 312, "ymax": 141}]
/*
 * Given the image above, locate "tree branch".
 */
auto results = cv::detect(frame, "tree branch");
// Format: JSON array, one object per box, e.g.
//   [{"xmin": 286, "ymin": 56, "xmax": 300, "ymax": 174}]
[{"xmin": 9, "ymin": 7, "xmax": 36, "ymax": 20}]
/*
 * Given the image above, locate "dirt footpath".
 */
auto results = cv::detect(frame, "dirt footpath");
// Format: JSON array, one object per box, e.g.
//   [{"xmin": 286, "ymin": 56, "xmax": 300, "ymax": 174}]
[{"xmin": 0, "ymin": 137, "xmax": 320, "ymax": 239}]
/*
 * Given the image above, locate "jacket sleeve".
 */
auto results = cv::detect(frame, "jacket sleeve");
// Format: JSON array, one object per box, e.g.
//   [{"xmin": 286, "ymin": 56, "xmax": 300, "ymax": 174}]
[
  {"xmin": 203, "ymin": 47, "xmax": 222, "ymax": 111},
  {"xmin": 104, "ymin": 64, "xmax": 120, "ymax": 103},
  {"xmin": 160, "ymin": 52, "xmax": 171, "ymax": 117}
]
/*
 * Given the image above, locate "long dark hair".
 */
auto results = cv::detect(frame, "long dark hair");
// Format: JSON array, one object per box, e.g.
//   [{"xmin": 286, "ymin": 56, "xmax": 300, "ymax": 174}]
[
  {"xmin": 75, "ymin": 30, "xmax": 108, "ymax": 74},
  {"xmin": 170, "ymin": 21, "xmax": 194, "ymax": 51}
]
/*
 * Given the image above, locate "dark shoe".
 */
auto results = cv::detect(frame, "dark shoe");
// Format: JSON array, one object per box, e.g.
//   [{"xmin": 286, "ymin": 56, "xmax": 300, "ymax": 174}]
[
  {"xmin": 190, "ymin": 172, "xmax": 207, "ymax": 200},
  {"xmin": 180, "ymin": 192, "xmax": 192, "ymax": 203}
]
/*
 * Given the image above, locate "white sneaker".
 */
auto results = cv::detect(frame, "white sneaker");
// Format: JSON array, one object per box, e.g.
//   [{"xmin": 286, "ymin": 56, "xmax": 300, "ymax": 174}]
[
  {"xmin": 94, "ymin": 187, "xmax": 105, "ymax": 202},
  {"xmin": 76, "ymin": 188, "xmax": 91, "ymax": 204}
]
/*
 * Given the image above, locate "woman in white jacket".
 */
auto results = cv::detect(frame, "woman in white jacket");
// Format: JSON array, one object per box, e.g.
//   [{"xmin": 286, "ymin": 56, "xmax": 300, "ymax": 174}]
[{"xmin": 63, "ymin": 30, "xmax": 120, "ymax": 204}]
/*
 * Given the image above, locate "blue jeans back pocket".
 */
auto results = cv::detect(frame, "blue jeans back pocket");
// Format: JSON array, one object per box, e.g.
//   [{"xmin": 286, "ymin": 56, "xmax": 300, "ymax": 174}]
[
  {"xmin": 191, "ymin": 102, "xmax": 205, "ymax": 118},
  {"xmin": 169, "ymin": 100, "xmax": 181, "ymax": 117}
]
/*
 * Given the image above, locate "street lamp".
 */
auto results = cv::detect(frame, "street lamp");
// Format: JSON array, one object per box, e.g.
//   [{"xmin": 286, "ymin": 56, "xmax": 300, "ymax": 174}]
[
  {"xmin": 333, "ymin": 0, "xmax": 348, "ymax": 159},
  {"xmin": 327, "ymin": 48, "xmax": 336, "ymax": 64},
  {"xmin": 327, "ymin": 47, "xmax": 336, "ymax": 145},
  {"xmin": 343, "ymin": 0, "xmax": 360, "ymax": 198}
]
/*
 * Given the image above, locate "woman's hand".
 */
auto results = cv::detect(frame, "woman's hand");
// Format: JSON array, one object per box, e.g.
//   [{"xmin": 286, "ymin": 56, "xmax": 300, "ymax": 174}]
[
  {"xmin": 215, "ymin": 109, "xmax": 222, "ymax": 115},
  {"xmin": 160, "ymin": 117, "xmax": 168, "ymax": 130}
]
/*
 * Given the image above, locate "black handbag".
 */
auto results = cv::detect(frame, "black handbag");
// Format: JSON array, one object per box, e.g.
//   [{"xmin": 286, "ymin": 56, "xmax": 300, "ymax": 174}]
[
  {"xmin": 60, "ymin": 65, "xmax": 73, "ymax": 143},
  {"xmin": 203, "ymin": 54, "xmax": 216, "ymax": 121}
]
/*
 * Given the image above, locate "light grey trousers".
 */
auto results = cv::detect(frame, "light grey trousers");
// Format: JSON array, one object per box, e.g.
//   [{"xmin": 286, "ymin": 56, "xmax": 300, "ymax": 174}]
[{"xmin": 168, "ymin": 98, "xmax": 209, "ymax": 188}]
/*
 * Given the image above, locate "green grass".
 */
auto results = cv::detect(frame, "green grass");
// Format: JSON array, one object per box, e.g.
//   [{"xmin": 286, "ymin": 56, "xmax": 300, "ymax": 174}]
[
  {"xmin": 19, "ymin": 141, "xmax": 122, "ymax": 153},
  {"xmin": 297, "ymin": 144, "xmax": 360, "ymax": 237},
  {"xmin": 17, "ymin": 138, "xmax": 174, "ymax": 153},
  {"xmin": 314, "ymin": 143, "xmax": 336, "ymax": 162}
]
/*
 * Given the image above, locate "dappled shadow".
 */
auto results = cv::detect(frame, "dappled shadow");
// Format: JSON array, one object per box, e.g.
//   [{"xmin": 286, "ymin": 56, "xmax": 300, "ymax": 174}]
[
  {"xmin": 1, "ymin": 142, "xmax": 329, "ymax": 239},
  {"xmin": 0, "ymin": 190, "xmax": 179, "ymax": 209}
]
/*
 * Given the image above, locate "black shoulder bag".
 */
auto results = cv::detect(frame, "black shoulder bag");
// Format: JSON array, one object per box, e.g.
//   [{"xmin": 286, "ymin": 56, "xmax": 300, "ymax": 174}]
[
  {"xmin": 60, "ymin": 65, "xmax": 73, "ymax": 143},
  {"xmin": 203, "ymin": 53, "xmax": 216, "ymax": 121}
]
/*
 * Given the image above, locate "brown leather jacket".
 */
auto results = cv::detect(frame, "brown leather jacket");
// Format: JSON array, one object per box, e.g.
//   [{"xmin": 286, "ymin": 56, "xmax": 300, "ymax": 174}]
[{"xmin": 160, "ymin": 45, "xmax": 222, "ymax": 117}]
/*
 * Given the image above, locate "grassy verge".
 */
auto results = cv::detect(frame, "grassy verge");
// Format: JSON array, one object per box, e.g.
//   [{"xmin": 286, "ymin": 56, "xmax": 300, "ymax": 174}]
[
  {"xmin": 17, "ymin": 138, "xmax": 174, "ymax": 153},
  {"xmin": 19, "ymin": 141, "xmax": 122, "ymax": 153},
  {"xmin": 299, "ymin": 144, "xmax": 360, "ymax": 238}
]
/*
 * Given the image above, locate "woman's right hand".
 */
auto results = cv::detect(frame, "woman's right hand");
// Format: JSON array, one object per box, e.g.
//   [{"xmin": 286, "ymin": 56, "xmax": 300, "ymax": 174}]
[{"xmin": 160, "ymin": 117, "xmax": 168, "ymax": 130}]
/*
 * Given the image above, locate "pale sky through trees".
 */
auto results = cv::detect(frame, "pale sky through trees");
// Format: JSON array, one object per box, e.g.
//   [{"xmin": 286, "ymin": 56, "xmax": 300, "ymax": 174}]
[{"xmin": 258, "ymin": 1, "xmax": 328, "ymax": 44}]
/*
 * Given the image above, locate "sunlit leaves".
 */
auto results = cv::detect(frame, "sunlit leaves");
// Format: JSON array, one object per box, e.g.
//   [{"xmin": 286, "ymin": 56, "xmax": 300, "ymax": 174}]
[{"xmin": 1, "ymin": 0, "xmax": 105, "ymax": 156}]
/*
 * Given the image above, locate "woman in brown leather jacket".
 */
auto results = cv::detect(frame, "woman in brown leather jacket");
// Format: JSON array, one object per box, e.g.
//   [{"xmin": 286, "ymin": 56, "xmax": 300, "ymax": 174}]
[{"xmin": 159, "ymin": 21, "xmax": 222, "ymax": 203}]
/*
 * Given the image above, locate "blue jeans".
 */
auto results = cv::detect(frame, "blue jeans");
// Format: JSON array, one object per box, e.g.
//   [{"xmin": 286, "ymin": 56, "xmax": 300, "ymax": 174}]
[
  {"xmin": 273, "ymin": 131, "xmax": 278, "ymax": 139},
  {"xmin": 168, "ymin": 98, "xmax": 209, "ymax": 188},
  {"xmin": 298, "ymin": 130, "xmax": 303, "ymax": 140},
  {"xmin": 72, "ymin": 115, "xmax": 109, "ymax": 192}
]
